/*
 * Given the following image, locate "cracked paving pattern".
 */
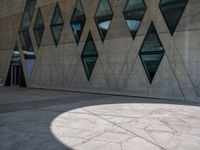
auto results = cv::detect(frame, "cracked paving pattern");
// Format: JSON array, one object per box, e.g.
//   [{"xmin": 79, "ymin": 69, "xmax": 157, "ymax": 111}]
[
  {"xmin": 49, "ymin": 103, "xmax": 200, "ymax": 150},
  {"xmin": 0, "ymin": 88, "xmax": 200, "ymax": 150}
]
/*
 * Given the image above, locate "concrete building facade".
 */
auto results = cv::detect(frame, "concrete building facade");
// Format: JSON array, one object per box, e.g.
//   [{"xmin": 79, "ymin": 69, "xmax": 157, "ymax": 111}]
[{"xmin": 0, "ymin": 0, "xmax": 200, "ymax": 102}]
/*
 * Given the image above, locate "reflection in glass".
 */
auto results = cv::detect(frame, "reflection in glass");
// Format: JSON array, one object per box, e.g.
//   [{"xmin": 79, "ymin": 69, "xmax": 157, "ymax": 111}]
[
  {"xmin": 26, "ymin": 0, "xmax": 37, "ymax": 16},
  {"xmin": 18, "ymin": 0, "xmax": 37, "ymax": 59},
  {"xmin": 20, "ymin": 10, "xmax": 31, "ymax": 29},
  {"xmin": 140, "ymin": 54, "xmax": 164, "ymax": 81},
  {"xmin": 5, "ymin": 43, "xmax": 27, "ymax": 87},
  {"xmin": 11, "ymin": 51, "xmax": 20, "ymax": 64},
  {"xmin": 123, "ymin": 0, "xmax": 146, "ymax": 40},
  {"xmin": 33, "ymin": 8, "xmax": 45, "ymax": 47},
  {"xmin": 94, "ymin": 0, "xmax": 113, "ymax": 41},
  {"xmin": 159, "ymin": 0, "xmax": 189, "ymax": 35},
  {"xmin": 81, "ymin": 32, "xmax": 98, "ymax": 80},
  {"xmin": 50, "ymin": 3, "xmax": 64, "ymax": 46},
  {"xmin": 139, "ymin": 23, "xmax": 165, "ymax": 83},
  {"xmin": 24, "ymin": 59, "xmax": 36, "ymax": 78},
  {"xmin": 18, "ymin": 0, "xmax": 37, "ymax": 79},
  {"xmin": 98, "ymin": 20, "xmax": 111, "ymax": 30},
  {"xmin": 126, "ymin": 20, "xmax": 140, "ymax": 32},
  {"xmin": 70, "ymin": 0, "xmax": 86, "ymax": 44},
  {"xmin": 19, "ymin": 30, "xmax": 34, "ymax": 55},
  {"xmin": 11, "ymin": 44, "xmax": 20, "ymax": 65}
]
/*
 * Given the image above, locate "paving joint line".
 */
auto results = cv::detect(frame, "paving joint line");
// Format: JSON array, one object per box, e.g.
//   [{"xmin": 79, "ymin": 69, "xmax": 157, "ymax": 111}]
[{"xmin": 83, "ymin": 108, "xmax": 166, "ymax": 150}]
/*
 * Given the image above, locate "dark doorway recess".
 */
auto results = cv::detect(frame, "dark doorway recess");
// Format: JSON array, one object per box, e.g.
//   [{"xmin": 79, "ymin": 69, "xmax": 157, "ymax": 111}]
[{"xmin": 5, "ymin": 44, "xmax": 26, "ymax": 87}]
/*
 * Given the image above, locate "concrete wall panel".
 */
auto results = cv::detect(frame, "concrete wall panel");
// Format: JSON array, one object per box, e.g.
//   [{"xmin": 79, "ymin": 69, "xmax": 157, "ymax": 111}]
[{"xmin": 0, "ymin": 0, "xmax": 200, "ymax": 102}]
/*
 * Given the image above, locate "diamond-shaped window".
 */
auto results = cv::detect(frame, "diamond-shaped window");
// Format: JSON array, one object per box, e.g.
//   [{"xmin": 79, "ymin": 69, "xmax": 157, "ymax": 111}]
[
  {"xmin": 19, "ymin": 0, "xmax": 37, "ymax": 59},
  {"xmin": 19, "ymin": 30, "xmax": 35, "ymax": 59},
  {"xmin": 123, "ymin": 0, "xmax": 146, "ymax": 40},
  {"xmin": 139, "ymin": 23, "xmax": 165, "ymax": 83},
  {"xmin": 94, "ymin": 0, "xmax": 113, "ymax": 42},
  {"xmin": 20, "ymin": 9, "xmax": 31, "ymax": 31},
  {"xmin": 159, "ymin": 0, "xmax": 189, "ymax": 35},
  {"xmin": 18, "ymin": 0, "xmax": 37, "ymax": 79},
  {"xmin": 50, "ymin": 3, "xmax": 64, "ymax": 46},
  {"xmin": 81, "ymin": 32, "xmax": 98, "ymax": 81},
  {"xmin": 70, "ymin": 0, "xmax": 86, "ymax": 44},
  {"xmin": 33, "ymin": 8, "xmax": 45, "ymax": 47},
  {"xmin": 26, "ymin": 0, "xmax": 37, "ymax": 17}
]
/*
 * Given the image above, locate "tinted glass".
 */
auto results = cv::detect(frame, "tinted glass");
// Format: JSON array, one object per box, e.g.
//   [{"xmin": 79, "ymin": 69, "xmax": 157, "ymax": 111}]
[
  {"xmin": 19, "ymin": 0, "xmax": 37, "ymax": 60},
  {"xmin": 11, "ymin": 44, "xmax": 20, "ymax": 65},
  {"xmin": 94, "ymin": 0, "xmax": 113, "ymax": 41},
  {"xmin": 139, "ymin": 23, "xmax": 165, "ymax": 83},
  {"xmin": 18, "ymin": 0, "xmax": 37, "ymax": 79},
  {"xmin": 50, "ymin": 3, "xmax": 64, "ymax": 46},
  {"xmin": 81, "ymin": 32, "xmax": 98, "ymax": 80},
  {"xmin": 34, "ymin": 8, "xmax": 45, "ymax": 47},
  {"xmin": 140, "ymin": 24, "xmax": 164, "ymax": 53},
  {"xmin": 70, "ymin": 0, "xmax": 86, "ymax": 44},
  {"xmin": 159, "ymin": 0, "xmax": 189, "ymax": 34},
  {"xmin": 123, "ymin": 0, "xmax": 146, "ymax": 39}
]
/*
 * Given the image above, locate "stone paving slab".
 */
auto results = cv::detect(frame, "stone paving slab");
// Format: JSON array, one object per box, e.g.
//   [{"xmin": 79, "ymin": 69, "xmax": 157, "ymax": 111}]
[{"xmin": 0, "ymin": 87, "xmax": 200, "ymax": 150}]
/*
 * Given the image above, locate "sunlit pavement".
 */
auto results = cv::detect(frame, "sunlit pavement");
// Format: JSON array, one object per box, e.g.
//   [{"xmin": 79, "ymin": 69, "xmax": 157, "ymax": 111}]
[{"xmin": 0, "ymin": 87, "xmax": 200, "ymax": 150}]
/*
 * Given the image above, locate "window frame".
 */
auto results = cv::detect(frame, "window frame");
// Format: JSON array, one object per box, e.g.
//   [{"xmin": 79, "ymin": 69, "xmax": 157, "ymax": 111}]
[
  {"xmin": 50, "ymin": 3, "xmax": 64, "ymax": 47},
  {"xmin": 123, "ymin": 0, "xmax": 147, "ymax": 40},
  {"xmin": 81, "ymin": 32, "xmax": 98, "ymax": 81},
  {"xmin": 139, "ymin": 22, "xmax": 165, "ymax": 84},
  {"xmin": 70, "ymin": 0, "xmax": 86, "ymax": 44},
  {"xmin": 94, "ymin": 0, "xmax": 114, "ymax": 42},
  {"xmin": 33, "ymin": 8, "xmax": 45, "ymax": 48},
  {"xmin": 159, "ymin": 0, "xmax": 189, "ymax": 35}
]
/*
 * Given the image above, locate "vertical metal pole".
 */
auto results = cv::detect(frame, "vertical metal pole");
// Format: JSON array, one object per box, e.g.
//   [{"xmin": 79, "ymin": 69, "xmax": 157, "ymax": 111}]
[
  {"xmin": 11, "ymin": 65, "xmax": 13, "ymax": 86},
  {"xmin": 14, "ymin": 66, "xmax": 16, "ymax": 85}
]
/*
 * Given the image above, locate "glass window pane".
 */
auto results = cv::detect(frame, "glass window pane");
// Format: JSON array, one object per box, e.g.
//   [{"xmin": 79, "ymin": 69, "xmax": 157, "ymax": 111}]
[
  {"xmin": 94, "ymin": 0, "xmax": 113, "ymax": 41},
  {"xmin": 82, "ymin": 56, "xmax": 98, "ymax": 80},
  {"xmin": 123, "ymin": 0, "xmax": 146, "ymax": 39},
  {"xmin": 24, "ymin": 59, "xmax": 35, "ymax": 78},
  {"xmin": 34, "ymin": 8, "xmax": 45, "ymax": 47},
  {"xmin": 18, "ymin": 0, "xmax": 36, "ymax": 79},
  {"xmin": 95, "ymin": 0, "xmax": 113, "ymax": 17},
  {"xmin": 20, "ymin": 30, "xmax": 33, "ymax": 51},
  {"xmin": 19, "ymin": 0, "xmax": 36, "ymax": 62},
  {"xmin": 141, "ymin": 54, "xmax": 164, "ymax": 81},
  {"xmin": 20, "ymin": 10, "xmax": 31, "ymax": 30},
  {"xmin": 140, "ymin": 24, "xmax": 164, "ymax": 53},
  {"xmin": 159, "ymin": 0, "xmax": 189, "ymax": 34},
  {"xmin": 34, "ymin": 27, "xmax": 44, "ymax": 47},
  {"xmin": 139, "ymin": 23, "xmax": 165, "ymax": 83},
  {"xmin": 11, "ymin": 44, "xmax": 20, "ymax": 65},
  {"xmin": 70, "ymin": 0, "xmax": 86, "ymax": 44},
  {"xmin": 71, "ymin": 0, "xmax": 85, "ymax": 21},
  {"xmin": 26, "ymin": 0, "xmax": 37, "ymax": 17},
  {"xmin": 51, "ymin": 3, "xmax": 63, "ymax": 25},
  {"xmin": 81, "ymin": 32, "xmax": 98, "ymax": 80},
  {"xmin": 51, "ymin": 25, "xmax": 63, "ymax": 46},
  {"xmin": 50, "ymin": 3, "xmax": 64, "ymax": 46}
]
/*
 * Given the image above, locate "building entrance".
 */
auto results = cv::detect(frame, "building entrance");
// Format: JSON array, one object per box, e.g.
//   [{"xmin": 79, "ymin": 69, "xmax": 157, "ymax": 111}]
[
  {"xmin": 5, "ymin": 43, "xmax": 26, "ymax": 87},
  {"xmin": 11, "ymin": 64, "xmax": 20, "ymax": 86}
]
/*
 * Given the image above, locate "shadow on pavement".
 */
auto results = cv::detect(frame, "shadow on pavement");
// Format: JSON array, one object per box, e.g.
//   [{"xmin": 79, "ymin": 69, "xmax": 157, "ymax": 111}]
[{"xmin": 0, "ymin": 87, "xmax": 200, "ymax": 150}]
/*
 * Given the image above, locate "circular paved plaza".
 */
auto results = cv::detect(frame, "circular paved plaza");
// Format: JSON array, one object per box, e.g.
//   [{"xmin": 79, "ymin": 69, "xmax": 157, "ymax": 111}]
[
  {"xmin": 0, "ymin": 87, "xmax": 200, "ymax": 150},
  {"xmin": 51, "ymin": 102, "xmax": 200, "ymax": 150}
]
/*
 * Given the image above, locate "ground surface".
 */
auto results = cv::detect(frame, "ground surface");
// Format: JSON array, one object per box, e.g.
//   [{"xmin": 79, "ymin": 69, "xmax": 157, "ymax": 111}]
[{"xmin": 0, "ymin": 87, "xmax": 200, "ymax": 150}]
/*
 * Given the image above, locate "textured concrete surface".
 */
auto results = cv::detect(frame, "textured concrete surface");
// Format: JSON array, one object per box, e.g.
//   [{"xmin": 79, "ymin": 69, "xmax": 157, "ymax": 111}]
[
  {"xmin": 0, "ymin": 0, "xmax": 200, "ymax": 101},
  {"xmin": 0, "ymin": 87, "xmax": 200, "ymax": 150}
]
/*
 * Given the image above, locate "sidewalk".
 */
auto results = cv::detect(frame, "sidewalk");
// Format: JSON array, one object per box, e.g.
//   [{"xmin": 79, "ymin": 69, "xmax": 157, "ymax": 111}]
[{"xmin": 0, "ymin": 87, "xmax": 200, "ymax": 150}]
